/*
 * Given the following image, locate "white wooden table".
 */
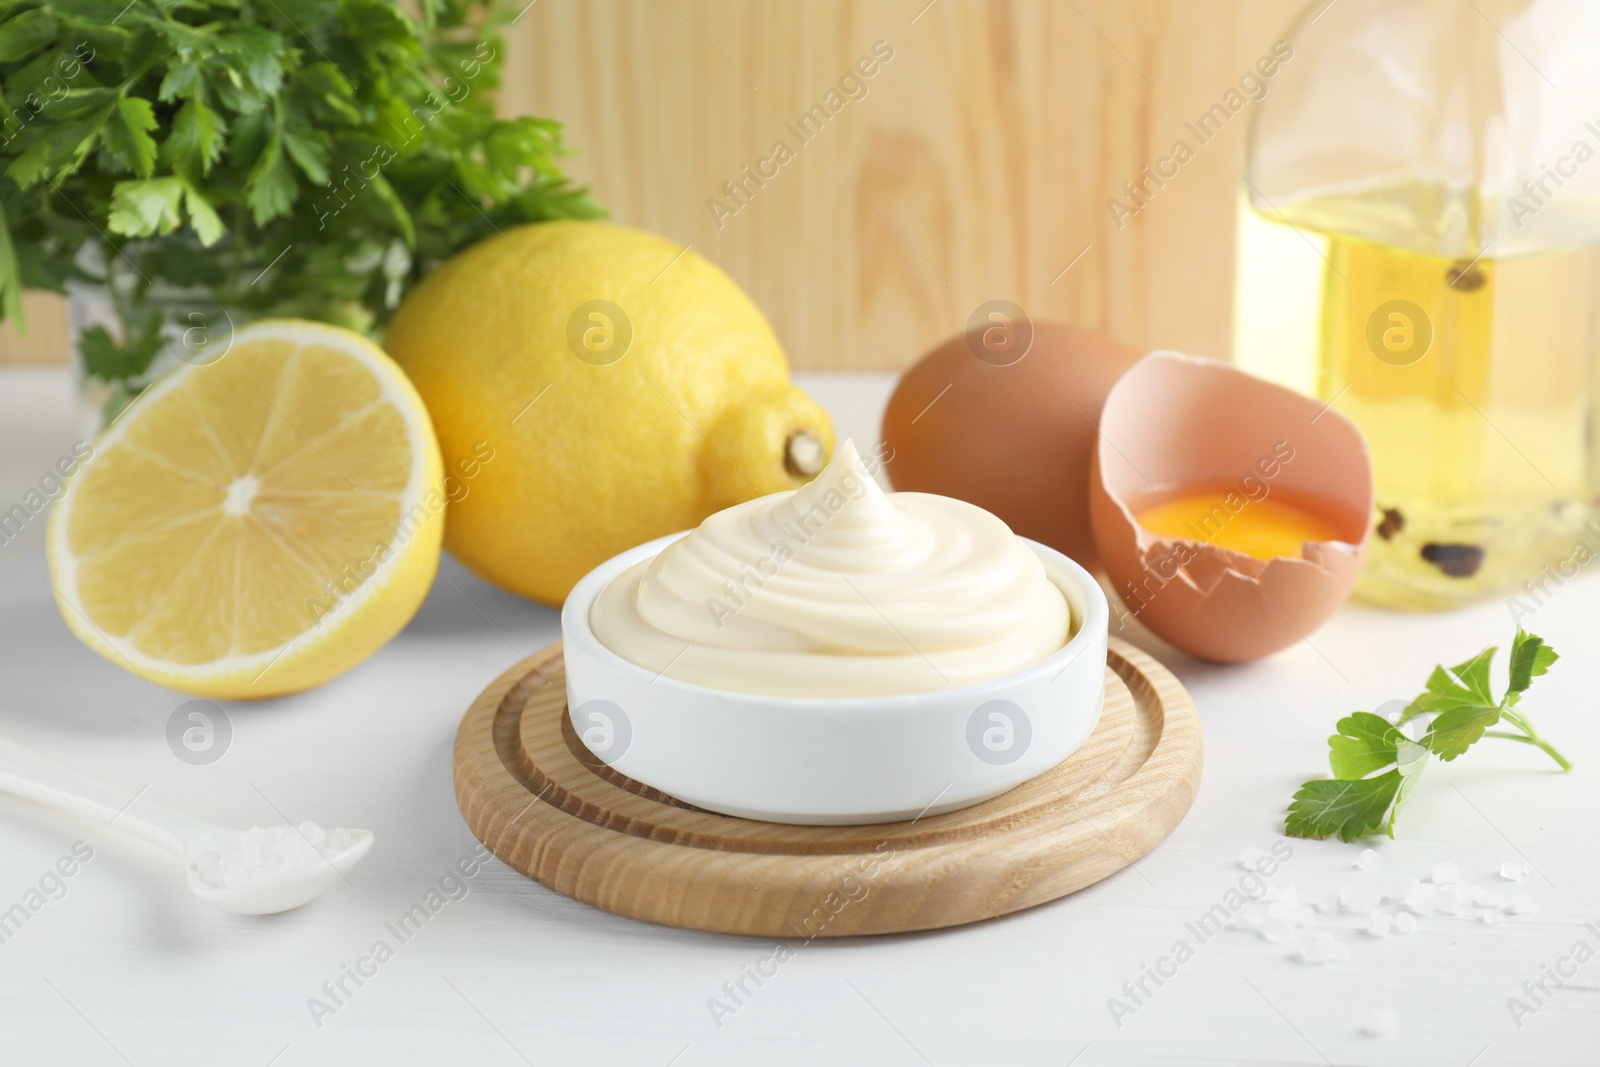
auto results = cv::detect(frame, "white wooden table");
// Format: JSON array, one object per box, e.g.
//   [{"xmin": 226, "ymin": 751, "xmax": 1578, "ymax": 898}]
[{"xmin": 1, "ymin": 367, "xmax": 1595, "ymax": 1066}]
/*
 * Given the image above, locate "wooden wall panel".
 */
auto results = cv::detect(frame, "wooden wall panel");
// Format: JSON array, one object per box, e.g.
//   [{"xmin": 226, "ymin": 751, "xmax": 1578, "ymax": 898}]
[
  {"xmin": 0, "ymin": 291, "xmax": 67, "ymax": 366},
  {"xmin": 0, "ymin": 0, "xmax": 1308, "ymax": 370},
  {"xmin": 499, "ymin": 0, "xmax": 1305, "ymax": 370}
]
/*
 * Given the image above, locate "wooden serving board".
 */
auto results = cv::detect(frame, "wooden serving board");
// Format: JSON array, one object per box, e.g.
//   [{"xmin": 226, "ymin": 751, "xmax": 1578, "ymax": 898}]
[{"xmin": 452, "ymin": 637, "xmax": 1201, "ymax": 937}]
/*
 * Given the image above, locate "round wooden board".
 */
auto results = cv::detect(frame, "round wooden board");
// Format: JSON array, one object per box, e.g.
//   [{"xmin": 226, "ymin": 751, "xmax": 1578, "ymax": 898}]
[{"xmin": 452, "ymin": 637, "xmax": 1201, "ymax": 937}]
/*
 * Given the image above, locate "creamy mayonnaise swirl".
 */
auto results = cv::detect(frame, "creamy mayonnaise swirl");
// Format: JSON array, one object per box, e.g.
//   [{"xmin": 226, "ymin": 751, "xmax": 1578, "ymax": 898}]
[{"xmin": 589, "ymin": 439, "xmax": 1071, "ymax": 697}]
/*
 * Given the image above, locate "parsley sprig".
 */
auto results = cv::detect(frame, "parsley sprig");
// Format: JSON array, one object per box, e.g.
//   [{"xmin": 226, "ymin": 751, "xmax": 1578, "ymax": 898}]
[{"xmin": 1286, "ymin": 629, "xmax": 1570, "ymax": 842}]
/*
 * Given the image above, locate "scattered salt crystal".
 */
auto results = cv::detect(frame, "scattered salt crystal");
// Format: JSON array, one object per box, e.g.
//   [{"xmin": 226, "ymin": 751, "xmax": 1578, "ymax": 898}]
[
  {"xmin": 191, "ymin": 822, "xmax": 359, "ymax": 890},
  {"xmin": 1237, "ymin": 847, "xmax": 1268, "ymax": 871},
  {"xmin": 1381, "ymin": 881, "xmax": 1407, "ymax": 905},
  {"xmin": 1295, "ymin": 931, "xmax": 1337, "ymax": 963},
  {"xmin": 1217, "ymin": 851, "xmax": 1527, "ymax": 958},
  {"xmin": 1436, "ymin": 885, "xmax": 1467, "ymax": 916},
  {"xmin": 1233, "ymin": 896, "xmax": 1317, "ymax": 941},
  {"xmin": 1402, "ymin": 882, "xmax": 1437, "ymax": 915},
  {"xmin": 1361, "ymin": 1008, "xmax": 1399, "ymax": 1037}
]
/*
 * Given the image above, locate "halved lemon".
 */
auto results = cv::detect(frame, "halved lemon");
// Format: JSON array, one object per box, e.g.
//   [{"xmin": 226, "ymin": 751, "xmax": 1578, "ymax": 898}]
[{"xmin": 48, "ymin": 320, "xmax": 445, "ymax": 699}]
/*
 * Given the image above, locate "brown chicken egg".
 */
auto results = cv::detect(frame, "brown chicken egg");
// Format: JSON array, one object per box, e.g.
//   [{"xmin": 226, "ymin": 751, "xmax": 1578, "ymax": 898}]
[
  {"xmin": 881, "ymin": 321, "xmax": 1141, "ymax": 570},
  {"xmin": 1088, "ymin": 351, "xmax": 1373, "ymax": 662}
]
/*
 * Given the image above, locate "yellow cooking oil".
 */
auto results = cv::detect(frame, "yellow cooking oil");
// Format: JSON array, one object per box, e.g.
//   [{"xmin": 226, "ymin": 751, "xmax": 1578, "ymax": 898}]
[{"xmin": 1235, "ymin": 181, "xmax": 1600, "ymax": 610}]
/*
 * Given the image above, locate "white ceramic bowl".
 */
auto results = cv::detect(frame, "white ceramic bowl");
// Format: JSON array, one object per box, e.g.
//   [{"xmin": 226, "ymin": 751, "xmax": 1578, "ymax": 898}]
[{"xmin": 560, "ymin": 533, "xmax": 1110, "ymax": 825}]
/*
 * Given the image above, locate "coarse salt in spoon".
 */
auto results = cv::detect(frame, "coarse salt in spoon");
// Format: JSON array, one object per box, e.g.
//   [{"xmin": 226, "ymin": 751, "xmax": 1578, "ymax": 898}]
[{"xmin": 0, "ymin": 736, "xmax": 371, "ymax": 915}]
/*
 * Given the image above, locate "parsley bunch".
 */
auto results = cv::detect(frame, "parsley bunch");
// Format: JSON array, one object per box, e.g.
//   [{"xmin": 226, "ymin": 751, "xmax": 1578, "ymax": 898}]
[
  {"xmin": 0, "ymin": 0, "xmax": 599, "ymax": 400},
  {"xmin": 1286, "ymin": 629, "xmax": 1570, "ymax": 842}
]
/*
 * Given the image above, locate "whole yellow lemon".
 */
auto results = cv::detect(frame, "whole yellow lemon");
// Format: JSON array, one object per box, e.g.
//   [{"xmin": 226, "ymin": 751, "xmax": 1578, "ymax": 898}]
[{"xmin": 385, "ymin": 220, "xmax": 834, "ymax": 606}]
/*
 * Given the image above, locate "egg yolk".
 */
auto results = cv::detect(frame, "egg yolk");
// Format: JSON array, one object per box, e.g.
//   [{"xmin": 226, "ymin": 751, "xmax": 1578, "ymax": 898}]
[{"xmin": 1134, "ymin": 489, "xmax": 1346, "ymax": 561}]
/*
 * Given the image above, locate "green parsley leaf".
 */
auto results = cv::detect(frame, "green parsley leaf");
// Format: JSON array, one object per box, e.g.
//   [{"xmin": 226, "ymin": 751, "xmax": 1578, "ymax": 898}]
[
  {"xmin": 1401, "ymin": 646, "xmax": 1498, "ymax": 721},
  {"xmin": 181, "ymin": 179, "xmax": 224, "ymax": 246},
  {"xmin": 47, "ymin": 88, "xmax": 119, "ymax": 124},
  {"xmin": 1448, "ymin": 647, "xmax": 1497, "ymax": 704},
  {"xmin": 279, "ymin": 124, "xmax": 329, "ymax": 185},
  {"xmin": 245, "ymin": 127, "xmax": 294, "ymax": 224},
  {"xmin": 161, "ymin": 98, "xmax": 225, "ymax": 174},
  {"xmin": 1288, "ymin": 772, "xmax": 1403, "ymax": 843},
  {"xmin": 6, "ymin": 140, "xmax": 52, "ymax": 188},
  {"xmin": 1508, "ymin": 629, "xmax": 1558, "ymax": 696},
  {"xmin": 78, "ymin": 319, "xmax": 166, "ymax": 383},
  {"xmin": 102, "ymin": 96, "xmax": 159, "ymax": 176},
  {"xmin": 365, "ymin": 171, "xmax": 416, "ymax": 246},
  {"xmin": 77, "ymin": 325, "xmax": 126, "ymax": 381},
  {"xmin": 221, "ymin": 25, "xmax": 285, "ymax": 96},
  {"xmin": 107, "ymin": 177, "xmax": 184, "ymax": 237},
  {"xmin": 0, "ymin": 10, "xmax": 59, "ymax": 65},
  {"xmin": 1423, "ymin": 702, "xmax": 1502, "ymax": 762},
  {"xmin": 157, "ymin": 62, "xmax": 207, "ymax": 103},
  {"xmin": 50, "ymin": 0, "xmax": 132, "ymax": 20},
  {"xmin": 1327, "ymin": 711, "xmax": 1400, "ymax": 779}
]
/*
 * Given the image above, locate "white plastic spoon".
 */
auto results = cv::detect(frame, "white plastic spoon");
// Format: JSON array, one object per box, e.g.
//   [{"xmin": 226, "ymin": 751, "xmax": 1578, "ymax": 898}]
[{"xmin": 0, "ymin": 736, "xmax": 372, "ymax": 915}]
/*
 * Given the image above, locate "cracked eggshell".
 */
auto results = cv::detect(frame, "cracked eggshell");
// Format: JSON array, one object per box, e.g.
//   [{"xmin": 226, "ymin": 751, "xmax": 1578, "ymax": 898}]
[{"xmin": 1088, "ymin": 351, "xmax": 1373, "ymax": 662}]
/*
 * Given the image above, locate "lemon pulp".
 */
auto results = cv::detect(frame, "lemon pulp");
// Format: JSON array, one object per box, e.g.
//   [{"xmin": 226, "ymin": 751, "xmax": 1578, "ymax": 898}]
[{"xmin": 48, "ymin": 320, "xmax": 444, "ymax": 698}]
